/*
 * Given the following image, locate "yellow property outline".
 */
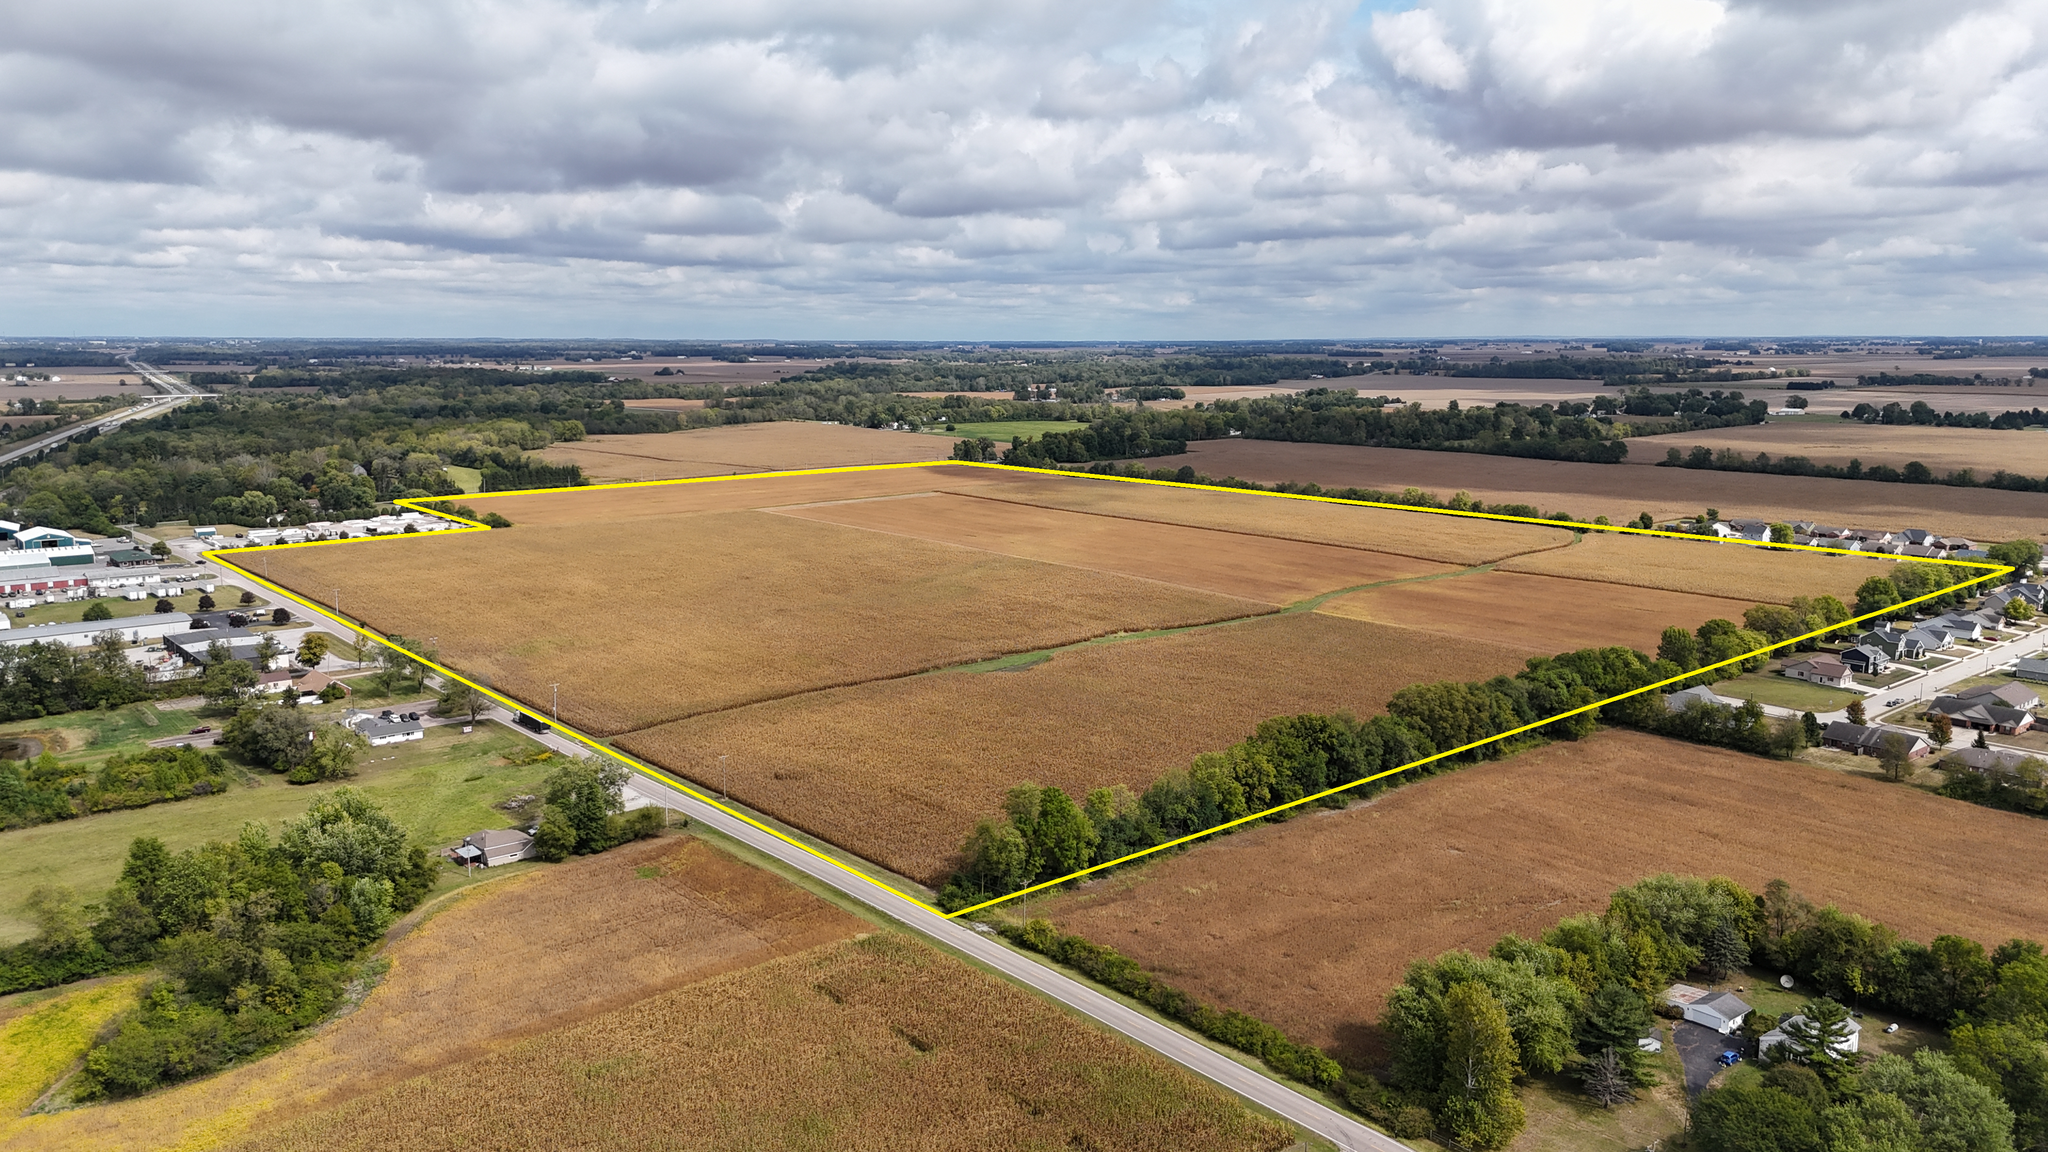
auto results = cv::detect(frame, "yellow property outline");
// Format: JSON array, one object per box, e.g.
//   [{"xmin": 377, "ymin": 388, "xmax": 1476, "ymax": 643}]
[{"xmin": 207, "ymin": 460, "xmax": 2014, "ymax": 920}]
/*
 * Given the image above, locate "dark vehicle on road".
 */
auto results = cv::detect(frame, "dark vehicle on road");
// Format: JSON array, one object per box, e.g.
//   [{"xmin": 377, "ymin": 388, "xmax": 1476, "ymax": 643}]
[{"xmin": 515, "ymin": 713, "xmax": 550, "ymax": 734}]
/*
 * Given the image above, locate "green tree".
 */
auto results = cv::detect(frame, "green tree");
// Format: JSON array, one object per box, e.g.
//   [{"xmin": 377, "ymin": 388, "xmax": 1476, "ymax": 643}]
[
  {"xmin": 202, "ymin": 650, "xmax": 260, "ymax": 708},
  {"xmin": 1776, "ymin": 999, "xmax": 1857, "ymax": 1083},
  {"xmin": 1437, "ymin": 982, "xmax": 1525, "ymax": 1150},
  {"xmin": 196, "ymin": 593, "xmax": 215, "ymax": 611},
  {"xmin": 1769, "ymin": 522, "xmax": 1794, "ymax": 546},
  {"xmin": 1987, "ymin": 540, "xmax": 2043, "ymax": 582},
  {"xmin": 1802, "ymin": 711, "xmax": 1823, "ymax": 744},
  {"xmin": 435, "ymin": 683, "xmax": 489, "ymax": 725},
  {"xmin": 153, "ymin": 598, "xmax": 172, "ymax": 614},
  {"xmin": 1878, "ymin": 733, "xmax": 1914, "ymax": 783},
  {"xmin": 222, "ymin": 702, "xmax": 313, "ymax": 772},
  {"xmin": 295, "ymin": 632, "xmax": 330, "ymax": 667},
  {"xmin": 1029, "ymin": 786, "xmax": 1098, "ymax": 881},
  {"xmin": 1657, "ymin": 626, "xmax": 1700, "ymax": 670},
  {"xmin": 1847, "ymin": 698, "xmax": 1868, "ymax": 726},
  {"xmin": 1702, "ymin": 920, "xmax": 1751, "ymax": 980},
  {"xmin": 238, "ymin": 590, "xmax": 256, "ymax": 606},
  {"xmin": 148, "ymin": 540, "xmax": 170, "ymax": 558},
  {"xmin": 1859, "ymin": 1050, "xmax": 2016, "ymax": 1152},
  {"xmin": 1950, "ymin": 1021, "xmax": 2048, "ymax": 1152},
  {"xmin": 533, "ymin": 812, "xmax": 575, "ymax": 861},
  {"xmin": 1576, "ymin": 983, "xmax": 1654, "ymax": 1083},
  {"xmin": 542, "ymin": 757, "xmax": 627, "ymax": 855},
  {"xmin": 1745, "ymin": 604, "xmax": 1802, "ymax": 645},
  {"xmin": 2006, "ymin": 600, "xmax": 2037, "ymax": 623},
  {"xmin": 1856, "ymin": 577, "xmax": 1902, "ymax": 619},
  {"xmin": 288, "ymin": 725, "xmax": 366, "ymax": 785},
  {"xmin": 1691, "ymin": 1084, "xmax": 1824, "ymax": 1152},
  {"xmin": 958, "ymin": 817, "xmax": 1033, "ymax": 896},
  {"xmin": 1634, "ymin": 511, "xmax": 1654, "ymax": 530},
  {"xmin": 1931, "ymin": 713, "xmax": 1955, "ymax": 749},
  {"xmin": 82, "ymin": 601, "xmax": 113, "ymax": 622}
]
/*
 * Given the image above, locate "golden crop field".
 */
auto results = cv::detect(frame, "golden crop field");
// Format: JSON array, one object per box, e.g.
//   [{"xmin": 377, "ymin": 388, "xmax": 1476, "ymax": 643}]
[
  {"xmin": 617, "ymin": 612, "xmax": 1534, "ymax": 883},
  {"xmin": 1043, "ymin": 729, "xmax": 2048, "ymax": 1069},
  {"xmin": 1177, "ymin": 438, "xmax": 2048, "ymax": 545},
  {"xmin": 775, "ymin": 491, "xmax": 1462, "ymax": 604},
  {"xmin": 469, "ymin": 463, "xmax": 997, "ymax": 527},
  {"xmin": 538, "ymin": 421, "xmax": 954, "ymax": 482},
  {"xmin": 961, "ymin": 466, "xmax": 1581, "ymax": 566},
  {"xmin": 234, "ymin": 933, "xmax": 1295, "ymax": 1152},
  {"xmin": 259, "ymin": 508, "xmax": 1267, "ymax": 735},
  {"xmin": 2, "ymin": 838, "xmax": 864, "ymax": 1152},
  {"xmin": 1626, "ymin": 422, "xmax": 2048, "ymax": 479},
  {"xmin": 1495, "ymin": 529, "xmax": 1908, "ymax": 603},
  {"xmin": 1317, "ymin": 569, "xmax": 1769, "ymax": 655}
]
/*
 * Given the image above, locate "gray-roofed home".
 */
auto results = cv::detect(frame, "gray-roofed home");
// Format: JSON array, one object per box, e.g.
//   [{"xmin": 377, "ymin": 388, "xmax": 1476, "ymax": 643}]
[{"xmin": 1663, "ymin": 984, "xmax": 1752, "ymax": 1034}]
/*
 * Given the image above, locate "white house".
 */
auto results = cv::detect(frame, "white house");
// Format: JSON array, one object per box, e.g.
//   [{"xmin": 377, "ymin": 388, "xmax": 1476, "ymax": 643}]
[
  {"xmin": 1760, "ymin": 1014, "xmax": 1861, "ymax": 1059},
  {"xmin": 1664, "ymin": 984, "xmax": 1752, "ymax": 1034},
  {"xmin": 1782, "ymin": 655, "xmax": 1853, "ymax": 688},
  {"xmin": 343, "ymin": 709, "xmax": 425, "ymax": 747}
]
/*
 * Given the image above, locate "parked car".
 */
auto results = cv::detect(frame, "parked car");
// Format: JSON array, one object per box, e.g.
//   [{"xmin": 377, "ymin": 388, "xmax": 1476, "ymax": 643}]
[
  {"xmin": 1884, "ymin": 1023, "xmax": 1900, "ymax": 1034},
  {"xmin": 1885, "ymin": 698, "xmax": 1903, "ymax": 706},
  {"xmin": 1717, "ymin": 1051, "xmax": 1743, "ymax": 1067},
  {"xmin": 188, "ymin": 725, "xmax": 212, "ymax": 735}
]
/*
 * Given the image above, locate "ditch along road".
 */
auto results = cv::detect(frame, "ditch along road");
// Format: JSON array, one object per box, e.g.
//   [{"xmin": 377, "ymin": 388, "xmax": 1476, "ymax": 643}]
[
  {"xmin": 389, "ymin": 687, "xmax": 1402, "ymax": 1151},
  {"xmin": 0, "ymin": 359, "xmax": 202, "ymax": 467}
]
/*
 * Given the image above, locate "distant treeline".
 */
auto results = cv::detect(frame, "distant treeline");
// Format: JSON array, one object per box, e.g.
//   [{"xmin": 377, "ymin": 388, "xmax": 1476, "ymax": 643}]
[
  {"xmin": 1657, "ymin": 444, "xmax": 2048, "ymax": 492},
  {"xmin": 792, "ymin": 354, "xmax": 1375, "ymax": 404},
  {"xmin": 1842, "ymin": 400, "xmax": 2048, "ymax": 428},
  {"xmin": 0, "ymin": 346, "xmax": 126, "ymax": 366},
  {"xmin": 985, "ymin": 391, "xmax": 1633, "ymax": 466}
]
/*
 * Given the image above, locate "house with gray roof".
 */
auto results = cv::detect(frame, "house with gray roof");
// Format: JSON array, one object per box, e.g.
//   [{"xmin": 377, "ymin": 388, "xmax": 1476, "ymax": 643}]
[
  {"xmin": 1838, "ymin": 645, "xmax": 1890, "ymax": 675},
  {"xmin": 1926, "ymin": 695, "xmax": 2035, "ymax": 735},
  {"xmin": 2018, "ymin": 657, "xmax": 2048, "ymax": 684},
  {"xmin": 1664, "ymin": 684, "xmax": 1742, "ymax": 713},
  {"xmin": 1823, "ymin": 721, "xmax": 1932, "ymax": 758},
  {"xmin": 1663, "ymin": 984, "xmax": 1752, "ymax": 1035},
  {"xmin": 1783, "ymin": 655, "xmax": 1852, "ymax": 688},
  {"xmin": 1941, "ymin": 747, "xmax": 2041, "ymax": 776}
]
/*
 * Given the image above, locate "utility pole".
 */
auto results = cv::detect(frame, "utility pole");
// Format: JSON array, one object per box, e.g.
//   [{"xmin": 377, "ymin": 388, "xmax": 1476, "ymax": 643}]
[
  {"xmin": 550, "ymin": 683, "xmax": 559, "ymax": 722},
  {"xmin": 719, "ymin": 754, "xmax": 729, "ymax": 800}
]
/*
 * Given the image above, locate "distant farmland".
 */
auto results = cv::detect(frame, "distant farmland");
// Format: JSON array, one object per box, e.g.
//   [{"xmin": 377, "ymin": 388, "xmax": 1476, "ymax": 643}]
[{"xmin": 1041, "ymin": 729, "xmax": 2048, "ymax": 1068}]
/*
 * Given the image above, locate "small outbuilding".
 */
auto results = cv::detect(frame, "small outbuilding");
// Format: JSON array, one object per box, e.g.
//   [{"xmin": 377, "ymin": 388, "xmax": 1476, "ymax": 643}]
[{"xmin": 1664, "ymin": 984, "xmax": 1752, "ymax": 1034}]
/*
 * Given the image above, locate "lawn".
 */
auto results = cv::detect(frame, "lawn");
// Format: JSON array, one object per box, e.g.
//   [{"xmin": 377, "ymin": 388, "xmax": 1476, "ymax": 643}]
[
  {"xmin": 442, "ymin": 465, "xmax": 482, "ymax": 493},
  {"xmin": 0, "ymin": 722, "xmax": 560, "ymax": 944},
  {"xmin": 0, "ymin": 702, "xmax": 207, "ymax": 770},
  {"xmin": 9, "ymin": 589, "xmax": 270, "ymax": 628},
  {"xmin": 921, "ymin": 419, "xmax": 1089, "ymax": 441},
  {"xmin": 1716, "ymin": 672, "xmax": 1861, "ymax": 713},
  {"xmin": 1511, "ymin": 1042, "xmax": 1688, "ymax": 1152}
]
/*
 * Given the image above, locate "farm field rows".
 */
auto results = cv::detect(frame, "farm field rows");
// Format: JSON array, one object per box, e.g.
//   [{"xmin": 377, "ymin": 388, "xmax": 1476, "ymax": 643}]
[
  {"xmin": 1627, "ymin": 422, "xmax": 2048, "ymax": 477},
  {"xmin": 537, "ymin": 421, "xmax": 952, "ymax": 481},
  {"xmin": 231, "ymin": 932, "xmax": 1295, "ymax": 1152},
  {"xmin": 1493, "ymin": 529, "xmax": 1894, "ymax": 603},
  {"xmin": 0, "ymin": 837, "xmax": 866, "ymax": 1152},
  {"xmin": 1039, "ymin": 729, "xmax": 2048, "ymax": 1068},
  {"xmin": 774, "ymin": 490, "xmax": 1464, "ymax": 605},
  {"xmin": 4, "ymin": 835, "xmax": 1292, "ymax": 1152},
  {"xmin": 1314, "ymin": 569, "xmax": 1761, "ymax": 655},
  {"xmin": 1177, "ymin": 439, "xmax": 2048, "ymax": 543},
  {"xmin": 258, "ymin": 507, "xmax": 1268, "ymax": 736},
  {"xmin": 618, "ymin": 611, "xmax": 1535, "ymax": 882}
]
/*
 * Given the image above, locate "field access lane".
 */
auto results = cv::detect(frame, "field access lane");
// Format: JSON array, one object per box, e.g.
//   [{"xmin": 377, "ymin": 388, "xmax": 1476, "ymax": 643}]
[{"xmin": 618, "ymin": 772, "xmax": 1405, "ymax": 1152}]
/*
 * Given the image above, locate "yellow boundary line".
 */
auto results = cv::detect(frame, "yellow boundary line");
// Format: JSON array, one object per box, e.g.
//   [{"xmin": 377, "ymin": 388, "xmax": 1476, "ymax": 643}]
[{"xmin": 206, "ymin": 459, "xmax": 2013, "ymax": 920}]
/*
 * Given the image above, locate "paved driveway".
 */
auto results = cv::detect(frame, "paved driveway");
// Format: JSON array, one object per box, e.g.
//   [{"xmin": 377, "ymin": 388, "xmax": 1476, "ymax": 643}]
[{"xmin": 1673, "ymin": 1019, "xmax": 1743, "ymax": 1097}]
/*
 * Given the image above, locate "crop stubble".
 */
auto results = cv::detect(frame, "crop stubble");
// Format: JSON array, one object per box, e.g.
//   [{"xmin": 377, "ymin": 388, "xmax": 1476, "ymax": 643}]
[
  {"xmin": 259, "ymin": 508, "xmax": 1266, "ymax": 735},
  {"xmin": 232, "ymin": 932, "xmax": 1294, "ymax": 1152},
  {"xmin": 1317, "ymin": 570, "xmax": 1782, "ymax": 655},
  {"xmin": 618, "ymin": 612, "xmax": 1536, "ymax": 883},
  {"xmin": 1494, "ymin": 530, "xmax": 1901, "ymax": 604},
  {"xmin": 775, "ymin": 491, "xmax": 1463, "ymax": 604},
  {"xmin": 1042, "ymin": 729, "xmax": 2048, "ymax": 1068},
  {"xmin": 0, "ymin": 838, "xmax": 864, "ymax": 1152}
]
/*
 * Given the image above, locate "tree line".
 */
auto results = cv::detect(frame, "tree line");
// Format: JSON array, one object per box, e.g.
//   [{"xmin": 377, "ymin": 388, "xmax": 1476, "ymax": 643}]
[
  {"xmin": 1842, "ymin": 400, "xmax": 2048, "ymax": 429},
  {"xmin": 0, "ymin": 746, "xmax": 233, "ymax": 830},
  {"xmin": 790, "ymin": 352, "xmax": 1376, "ymax": 404},
  {"xmin": 1658, "ymin": 437, "xmax": 2048, "ymax": 493}
]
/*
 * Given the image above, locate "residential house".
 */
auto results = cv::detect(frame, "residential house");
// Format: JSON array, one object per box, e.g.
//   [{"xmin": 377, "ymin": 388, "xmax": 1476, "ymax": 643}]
[
  {"xmin": 1823, "ymin": 721, "xmax": 1933, "ymax": 758},
  {"xmin": 343, "ymin": 709, "xmax": 425, "ymax": 746},
  {"xmin": 1760, "ymin": 1014, "xmax": 1861, "ymax": 1059},
  {"xmin": 1926, "ymin": 695, "xmax": 2036, "ymax": 735},
  {"xmin": 1952, "ymin": 681, "xmax": 2042, "ymax": 712},
  {"xmin": 457, "ymin": 828, "xmax": 536, "ymax": 867},
  {"xmin": 1859, "ymin": 630, "xmax": 1924, "ymax": 660},
  {"xmin": 2017, "ymin": 657, "xmax": 2048, "ymax": 684},
  {"xmin": 1941, "ymin": 747, "xmax": 2041, "ymax": 776},
  {"xmin": 293, "ymin": 669, "xmax": 346, "ymax": 703},
  {"xmin": 1663, "ymin": 984, "xmax": 1752, "ymax": 1034},
  {"xmin": 1664, "ymin": 684, "xmax": 1742, "ymax": 713},
  {"xmin": 1839, "ymin": 645, "xmax": 1890, "ymax": 675},
  {"xmin": 1782, "ymin": 655, "xmax": 1853, "ymax": 688}
]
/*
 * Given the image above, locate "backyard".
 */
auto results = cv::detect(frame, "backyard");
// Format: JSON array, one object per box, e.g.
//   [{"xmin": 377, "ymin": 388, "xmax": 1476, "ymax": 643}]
[{"xmin": 1715, "ymin": 671, "xmax": 1863, "ymax": 713}]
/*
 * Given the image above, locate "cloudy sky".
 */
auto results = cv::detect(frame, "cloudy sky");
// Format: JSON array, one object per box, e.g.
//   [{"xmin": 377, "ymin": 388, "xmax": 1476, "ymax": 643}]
[{"xmin": 3, "ymin": 0, "xmax": 2044, "ymax": 338}]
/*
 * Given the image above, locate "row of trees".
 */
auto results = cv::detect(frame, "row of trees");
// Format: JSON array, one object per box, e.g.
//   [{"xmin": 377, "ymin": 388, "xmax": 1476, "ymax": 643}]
[
  {"xmin": 0, "ymin": 633, "xmax": 152, "ymax": 720},
  {"xmin": 1657, "ymin": 442, "xmax": 2048, "ymax": 494},
  {"xmin": 0, "ymin": 746, "xmax": 233, "ymax": 830}
]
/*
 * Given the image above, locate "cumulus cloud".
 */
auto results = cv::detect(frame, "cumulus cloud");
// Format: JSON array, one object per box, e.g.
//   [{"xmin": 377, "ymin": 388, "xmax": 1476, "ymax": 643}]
[{"xmin": 0, "ymin": 0, "xmax": 2043, "ymax": 335}]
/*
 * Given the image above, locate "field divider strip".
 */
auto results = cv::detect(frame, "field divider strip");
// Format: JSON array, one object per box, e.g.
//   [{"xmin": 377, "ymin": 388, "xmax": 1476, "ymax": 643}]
[{"xmin": 205, "ymin": 460, "xmax": 2013, "ymax": 924}]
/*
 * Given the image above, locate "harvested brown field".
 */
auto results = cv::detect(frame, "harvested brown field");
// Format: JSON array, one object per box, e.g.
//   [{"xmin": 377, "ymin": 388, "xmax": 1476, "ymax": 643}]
[
  {"xmin": 1628, "ymin": 422, "xmax": 2048, "ymax": 478},
  {"xmin": 538, "ymin": 421, "xmax": 953, "ymax": 481},
  {"xmin": 2, "ymin": 837, "xmax": 864, "ymax": 1152},
  {"xmin": 776, "ymin": 491, "xmax": 1462, "ymax": 604},
  {"xmin": 1179, "ymin": 439, "xmax": 2048, "ymax": 544},
  {"xmin": 1494, "ymin": 530, "xmax": 1899, "ymax": 604},
  {"xmin": 470, "ymin": 463, "xmax": 997, "ymax": 527},
  {"xmin": 1316, "ymin": 570, "xmax": 1760, "ymax": 655},
  {"xmin": 1041, "ymin": 729, "xmax": 2048, "ymax": 1068},
  {"xmin": 231, "ymin": 933, "xmax": 1293, "ymax": 1152},
  {"xmin": 964, "ymin": 467, "xmax": 1578, "ymax": 566},
  {"xmin": 259, "ymin": 509, "xmax": 1266, "ymax": 735},
  {"xmin": 618, "ymin": 613, "xmax": 1534, "ymax": 883}
]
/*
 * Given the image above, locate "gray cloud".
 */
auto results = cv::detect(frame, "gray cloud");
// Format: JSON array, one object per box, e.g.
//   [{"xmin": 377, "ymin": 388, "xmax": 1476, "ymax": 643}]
[{"xmin": 0, "ymin": 0, "xmax": 2043, "ymax": 335}]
